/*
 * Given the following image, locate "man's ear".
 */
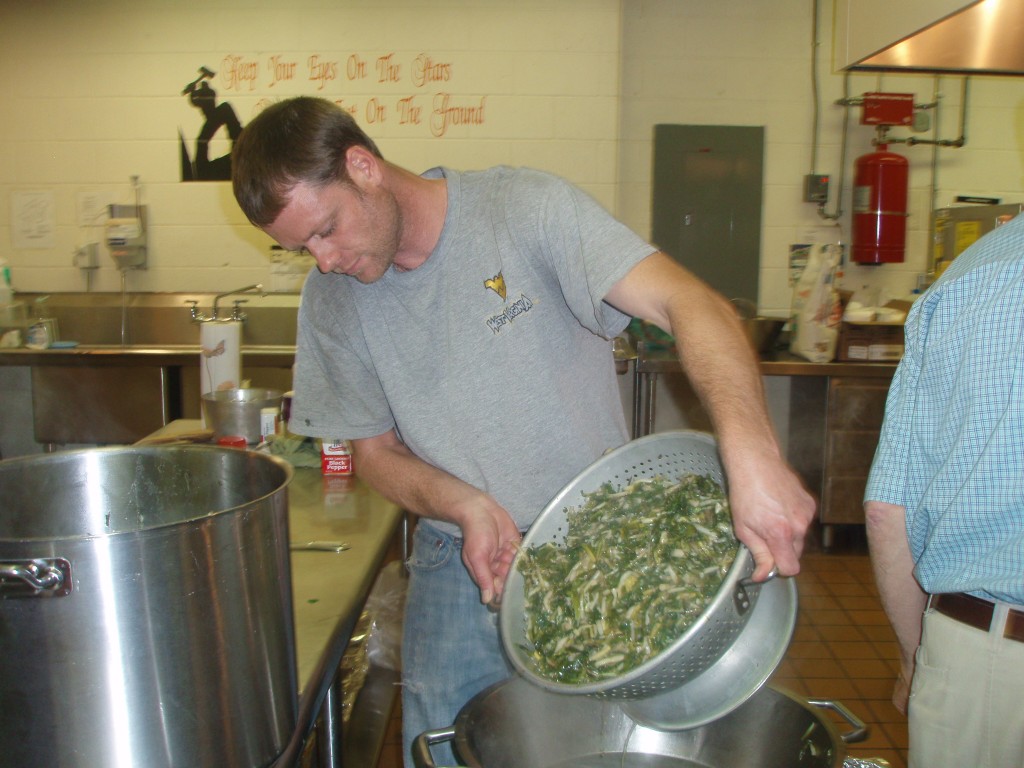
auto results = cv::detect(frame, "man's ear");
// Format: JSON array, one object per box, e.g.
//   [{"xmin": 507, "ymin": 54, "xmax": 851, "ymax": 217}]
[{"xmin": 346, "ymin": 145, "xmax": 380, "ymax": 186}]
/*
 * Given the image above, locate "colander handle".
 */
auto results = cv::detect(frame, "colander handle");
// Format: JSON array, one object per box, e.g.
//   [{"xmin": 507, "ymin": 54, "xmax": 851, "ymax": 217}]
[
  {"xmin": 412, "ymin": 726, "xmax": 457, "ymax": 768},
  {"xmin": 734, "ymin": 566, "xmax": 778, "ymax": 614},
  {"xmin": 739, "ymin": 565, "xmax": 777, "ymax": 587},
  {"xmin": 806, "ymin": 698, "xmax": 869, "ymax": 743}
]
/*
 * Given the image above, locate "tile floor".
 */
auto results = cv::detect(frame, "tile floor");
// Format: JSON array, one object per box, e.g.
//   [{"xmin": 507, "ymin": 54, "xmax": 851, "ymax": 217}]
[
  {"xmin": 373, "ymin": 524, "xmax": 909, "ymax": 768},
  {"xmin": 770, "ymin": 527, "xmax": 909, "ymax": 768}
]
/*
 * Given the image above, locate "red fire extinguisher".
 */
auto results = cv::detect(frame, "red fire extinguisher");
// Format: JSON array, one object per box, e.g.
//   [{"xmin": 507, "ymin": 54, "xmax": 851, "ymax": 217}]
[{"xmin": 852, "ymin": 145, "xmax": 908, "ymax": 264}]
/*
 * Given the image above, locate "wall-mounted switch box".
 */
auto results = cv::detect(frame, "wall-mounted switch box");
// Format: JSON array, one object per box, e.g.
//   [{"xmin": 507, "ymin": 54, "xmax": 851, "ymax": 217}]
[
  {"xmin": 804, "ymin": 174, "xmax": 830, "ymax": 203},
  {"xmin": 73, "ymin": 243, "xmax": 99, "ymax": 269}
]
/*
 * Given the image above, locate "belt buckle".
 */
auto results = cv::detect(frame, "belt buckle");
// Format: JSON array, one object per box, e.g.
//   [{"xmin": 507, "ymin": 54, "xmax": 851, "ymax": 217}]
[{"xmin": 1001, "ymin": 603, "xmax": 1024, "ymax": 643}]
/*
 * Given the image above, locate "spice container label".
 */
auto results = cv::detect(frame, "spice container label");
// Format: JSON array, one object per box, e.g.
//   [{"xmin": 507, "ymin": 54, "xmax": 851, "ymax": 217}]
[
  {"xmin": 321, "ymin": 439, "xmax": 354, "ymax": 475},
  {"xmin": 260, "ymin": 407, "xmax": 280, "ymax": 442}
]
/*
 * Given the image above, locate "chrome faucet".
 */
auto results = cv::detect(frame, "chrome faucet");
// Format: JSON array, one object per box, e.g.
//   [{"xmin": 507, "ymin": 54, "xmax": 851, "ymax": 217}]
[{"xmin": 187, "ymin": 283, "xmax": 266, "ymax": 322}]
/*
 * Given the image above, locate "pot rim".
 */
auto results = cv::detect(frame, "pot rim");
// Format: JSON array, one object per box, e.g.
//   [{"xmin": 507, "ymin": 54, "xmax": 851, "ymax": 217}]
[
  {"xmin": 0, "ymin": 444, "xmax": 293, "ymax": 543},
  {"xmin": 446, "ymin": 677, "xmax": 855, "ymax": 768}
]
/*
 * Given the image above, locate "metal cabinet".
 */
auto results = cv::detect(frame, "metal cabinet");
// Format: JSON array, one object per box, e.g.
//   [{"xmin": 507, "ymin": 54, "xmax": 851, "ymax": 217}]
[
  {"xmin": 28, "ymin": 356, "xmax": 296, "ymax": 449},
  {"xmin": 31, "ymin": 366, "xmax": 172, "ymax": 445},
  {"xmin": 634, "ymin": 343, "xmax": 897, "ymax": 547},
  {"xmin": 820, "ymin": 377, "xmax": 892, "ymax": 537}
]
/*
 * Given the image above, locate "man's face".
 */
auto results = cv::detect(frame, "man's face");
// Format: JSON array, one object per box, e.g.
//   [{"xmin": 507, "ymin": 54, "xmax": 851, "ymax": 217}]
[{"xmin": 264, "ymin": 176, "xmax": 402, "ymax": 284}]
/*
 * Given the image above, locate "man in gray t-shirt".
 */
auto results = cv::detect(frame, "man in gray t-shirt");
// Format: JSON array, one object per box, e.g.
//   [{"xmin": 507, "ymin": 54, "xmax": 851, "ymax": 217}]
[{"xmin": 233, "ymin": 97, "xmax": 815, "ymax": 766}]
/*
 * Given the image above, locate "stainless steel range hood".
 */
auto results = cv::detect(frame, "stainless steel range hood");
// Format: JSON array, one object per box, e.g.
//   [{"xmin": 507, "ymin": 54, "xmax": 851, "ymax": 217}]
[{"xmin": 840, "ymin": 0, "xmax": 1024, "ymax": 76}]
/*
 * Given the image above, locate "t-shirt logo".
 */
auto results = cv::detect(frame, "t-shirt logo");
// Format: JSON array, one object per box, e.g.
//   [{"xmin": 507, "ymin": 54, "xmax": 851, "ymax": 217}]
[
  {"xmin": 485, "ymin": 293, "xmax": 535, "ymax": 334},
  {"xmin": 484, "ymin": 272, "xmax": 507, "ymax": 301}
]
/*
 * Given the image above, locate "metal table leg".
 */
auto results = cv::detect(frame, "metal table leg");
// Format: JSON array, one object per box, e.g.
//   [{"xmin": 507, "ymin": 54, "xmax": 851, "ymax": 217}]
[
  {"xmin": 632, "ymin": 342, "xmax": 660, "ymax": 438},
  {"xmin": 643, "ymin": 371, "xmax": 658, "ymax": 437},
  {"xmin": 632, "ymin": 358, "xmax": 643, "ymax": 439},
  {"xmin": 316, "ymin": 666, "xmax": 344, "ymax": 767}
]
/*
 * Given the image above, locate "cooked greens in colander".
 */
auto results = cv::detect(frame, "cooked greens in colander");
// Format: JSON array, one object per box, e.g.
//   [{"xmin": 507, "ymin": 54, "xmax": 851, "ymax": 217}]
[{"xmin": 517, "ymin": 474, "xmax": 738, "ymax": 684}]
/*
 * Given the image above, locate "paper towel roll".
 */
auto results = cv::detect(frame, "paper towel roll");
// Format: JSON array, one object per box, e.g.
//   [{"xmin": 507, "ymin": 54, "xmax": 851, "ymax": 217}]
[{"xmin": 200, "ymin": 321, "xmax": 242, "ymax": 397}]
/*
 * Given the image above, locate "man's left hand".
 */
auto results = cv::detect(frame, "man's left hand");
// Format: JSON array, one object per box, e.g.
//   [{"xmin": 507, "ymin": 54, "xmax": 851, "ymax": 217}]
[{"xmin": 723, "ymin": 448, "xmax": 816, "ymax": 580}]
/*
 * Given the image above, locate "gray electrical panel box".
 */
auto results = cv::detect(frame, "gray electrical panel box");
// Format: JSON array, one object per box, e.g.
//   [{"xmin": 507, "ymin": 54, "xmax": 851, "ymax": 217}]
[
  {"xmin": 804, "ymin": 174, "xmax": 830, "ymax": 203},
  {"xmin": 651, "ymin": 125, "xmax": 764, "ymax": 305}
]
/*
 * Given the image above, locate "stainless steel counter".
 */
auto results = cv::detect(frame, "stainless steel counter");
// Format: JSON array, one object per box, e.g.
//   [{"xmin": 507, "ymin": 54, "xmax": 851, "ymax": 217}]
[
  {"xmin": 285, "ymin": 465, "xmax": 404, "ymax": 768},
  {"xmin": 3, "ymin": 346, "xmax": 298, "ymax": 447},
  {"xmin": 631, "ymin": 341, "xmax": 897, "ymax": 437},
  {"xmin": 141, "ymin": 420, "xmax": 403, "ymax": 768},
  {"xmin": 633, "ymin": 344, "xmax": 898, "ymax": 378},
  {"xmin": 0, "ymin": 344, "xmax": 296, "ymax": 368}
]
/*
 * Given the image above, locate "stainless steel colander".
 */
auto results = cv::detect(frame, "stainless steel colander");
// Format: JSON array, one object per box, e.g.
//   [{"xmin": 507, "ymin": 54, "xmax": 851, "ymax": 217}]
[{"xmin": 500, "ymin": 430, "xmax": 797, "ymax": 727}]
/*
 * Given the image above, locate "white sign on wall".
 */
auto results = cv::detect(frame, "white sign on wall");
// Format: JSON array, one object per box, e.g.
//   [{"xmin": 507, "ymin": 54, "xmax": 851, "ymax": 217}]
[{"xmin": 11, "ymin": 191, "xmax": 56, "ymax": 250}]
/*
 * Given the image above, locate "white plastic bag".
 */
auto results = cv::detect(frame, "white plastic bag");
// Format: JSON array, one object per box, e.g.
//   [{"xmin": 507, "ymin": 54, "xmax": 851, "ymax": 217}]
[
  {"xmin": 365, "ymin": 561, "xmax": 407, "ymax": 672},
  {"xmin": 789, "ymin": 244, "xmax": 841, "ymax": 362}
]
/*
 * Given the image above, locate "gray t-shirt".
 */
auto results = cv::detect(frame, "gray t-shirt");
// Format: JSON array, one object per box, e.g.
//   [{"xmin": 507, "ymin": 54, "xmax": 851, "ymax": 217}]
[{"xmin": 290, "ymin": 165, "xmax": 656, "ymax": 534}]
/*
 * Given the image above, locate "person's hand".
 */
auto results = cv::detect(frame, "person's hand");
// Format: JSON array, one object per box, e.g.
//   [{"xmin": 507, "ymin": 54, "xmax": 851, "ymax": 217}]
[
  {"xmin": 455, "ymin": 496, "xmax": 522, "ymax": 606},
  {"xmin": 892, "ymin": 668, "xmax": 911, "ymax": 715},
  {"xmin": 722, "ymin": 448, "xmax": 816, "ymax": 580},
  {"xmin": 891, "ymin": 645, "xmax": 915, "ymax": 715}
]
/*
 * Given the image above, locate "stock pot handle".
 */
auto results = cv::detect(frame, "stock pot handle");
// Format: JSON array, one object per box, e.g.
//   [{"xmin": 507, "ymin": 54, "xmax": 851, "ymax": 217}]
[
  {"xmin": 0, "ymin": 558, "xmax": 72, "ymax": 598},
  {"xmin": 412, "ymin": 726, "xmax": 458, "ymax": 768},
  {"xmin": 806, "ymin": 698, "xmax": 869, "ymax": 743}
]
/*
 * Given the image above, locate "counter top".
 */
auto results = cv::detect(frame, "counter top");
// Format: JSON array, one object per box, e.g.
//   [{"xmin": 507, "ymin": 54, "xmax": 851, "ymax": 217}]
[
  {"xmin": 287, "ymin": 467, "xmax": 402, "ymax": 691},
  {"xmin": 633, "ymin": 344, "xmax": 898, "ymax": 378},
  {"xmin": 1, "ymin": 341, "xmax": 896, "ymax": 377},
  {"xmin": 0, "ymin": 344, "xmax": 296, "ymax": 367}
]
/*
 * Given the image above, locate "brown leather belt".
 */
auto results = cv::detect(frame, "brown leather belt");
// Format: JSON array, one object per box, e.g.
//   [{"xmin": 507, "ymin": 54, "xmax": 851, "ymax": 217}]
[{"xmin": 932, "ymin": 592, "xmax": 1024, "ymax": 643}]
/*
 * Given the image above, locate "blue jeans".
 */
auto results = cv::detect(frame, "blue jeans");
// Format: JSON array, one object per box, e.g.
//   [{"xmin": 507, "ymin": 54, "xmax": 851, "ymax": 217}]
[{"xmin": 401, "ymin": 522, "xmax": 513, "ymax": 767}]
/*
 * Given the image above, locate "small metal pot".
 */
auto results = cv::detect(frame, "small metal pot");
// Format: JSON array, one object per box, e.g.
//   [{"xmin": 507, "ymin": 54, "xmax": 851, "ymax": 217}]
[
  {"xmin": 0, "ymin": 445, "xmax": 296, "ymax": 768},
  {"xmin": 203, "ymin": 387, "xmax": 283, "ymax": 444},
  {"xmin": 743, "ymin": 316, "xmax": 786, "ymax": 353},
  {"xmin": 414, "ymin": 677, "xmax": 867, "ymax": 768}
]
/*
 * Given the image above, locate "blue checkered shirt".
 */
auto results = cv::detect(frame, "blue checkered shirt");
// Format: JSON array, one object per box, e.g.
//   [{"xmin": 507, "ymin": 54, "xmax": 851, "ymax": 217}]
[{"xmin": 865, "ymin": 214, "xmax": 1024, "ymax": 605}]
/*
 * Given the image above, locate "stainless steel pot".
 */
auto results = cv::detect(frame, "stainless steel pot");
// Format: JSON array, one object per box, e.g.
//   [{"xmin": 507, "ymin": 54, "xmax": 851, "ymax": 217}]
[
  {"xmin": 414, "ymin": 677, "xmax": 867, "ymax": 768},
  {"xmin": 0, "ymin": 445, "xmax": 296, "ymax": 768}
]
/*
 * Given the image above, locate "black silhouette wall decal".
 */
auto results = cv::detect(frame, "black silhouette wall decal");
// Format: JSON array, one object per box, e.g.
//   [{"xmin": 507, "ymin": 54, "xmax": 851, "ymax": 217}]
[{"xmin": 179, "ymin": 67, "xmax": 243, "ymax": 181}]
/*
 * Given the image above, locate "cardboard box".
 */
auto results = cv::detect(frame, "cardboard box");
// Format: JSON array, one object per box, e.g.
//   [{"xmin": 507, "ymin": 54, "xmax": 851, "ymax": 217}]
[{"xmin": 837, "ymin": 298, "xmax": 912, "ymax": 362}]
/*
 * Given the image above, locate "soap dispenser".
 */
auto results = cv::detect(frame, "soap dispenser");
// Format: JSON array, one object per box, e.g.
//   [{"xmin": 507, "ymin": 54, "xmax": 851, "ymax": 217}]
[
  {"xmin": 0, "ymin": 257, "xmax": 12, "ymax": 306},
  {"xmin": 25, "ymin": 296, "xmax": 59, "ymax": 349}
]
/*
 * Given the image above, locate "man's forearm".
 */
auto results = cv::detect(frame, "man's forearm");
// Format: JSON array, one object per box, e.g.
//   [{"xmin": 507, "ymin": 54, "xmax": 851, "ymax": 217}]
[
  {"xmin": 665, "ymin": 284, "xmax": 778, "ymax": 453},
  {"xmin": 351, "ymin": 430, "xmax": 522, "ymax": 603},
  {"xmin": 350, "ymin": 431, "xmax": 488, "ymax": 526},
  {"xmin": 865, "ymin": 500, "xmax": 927, "ymax": 670},
  {"xmin": 664, "ymin": 285, "xmax": 816, "ymax": 577},
  {"xmin": 604, "ymin": 252, "xmax": 815, "ymax": 576}
]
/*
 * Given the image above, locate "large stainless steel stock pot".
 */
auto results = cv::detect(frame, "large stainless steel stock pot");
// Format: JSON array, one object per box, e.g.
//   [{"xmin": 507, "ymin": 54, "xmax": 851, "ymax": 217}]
[
  {"xmin": 0, "ymin": 445, "xmax": 296, "ymax": 768},
  {"xmin": 414, "ymin": 676, "xmax": 868, "ymax": 768}
]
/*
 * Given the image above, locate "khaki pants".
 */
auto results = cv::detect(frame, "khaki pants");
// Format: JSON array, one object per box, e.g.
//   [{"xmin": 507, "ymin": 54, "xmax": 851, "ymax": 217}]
[{"xmin": 909, "ymin": 603, "xmax": 1024, "ymax": 768}]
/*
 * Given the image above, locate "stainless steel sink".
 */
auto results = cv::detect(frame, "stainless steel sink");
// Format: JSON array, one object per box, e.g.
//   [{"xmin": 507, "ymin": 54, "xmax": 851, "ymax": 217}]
[
  {"xmin": 71, "ymin": 344, "xmax": 198, "ymax": 353},
  {"xmin": 15, "ymin": 291, "xmax": 300, "ymax": 348},
  {"xmin": 65, "ymin": 344, "xmax": 296, "ymax": 355},
  {"xmin": 15, "ymin": 292, "xmax": 301, "ymax": 446}
]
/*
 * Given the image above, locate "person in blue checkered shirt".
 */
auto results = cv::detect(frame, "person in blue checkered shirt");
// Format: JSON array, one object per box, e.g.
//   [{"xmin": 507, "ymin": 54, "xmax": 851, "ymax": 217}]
[{"xmin": 865, "ymin": 213, "xmax": 1024, "ymax": 768}]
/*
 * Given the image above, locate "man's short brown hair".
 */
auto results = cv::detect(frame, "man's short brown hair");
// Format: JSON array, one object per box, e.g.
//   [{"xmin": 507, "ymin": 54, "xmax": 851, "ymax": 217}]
[{"xmin": 232, "ymin": 97, "xmax": 383, "ymax": 227}]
